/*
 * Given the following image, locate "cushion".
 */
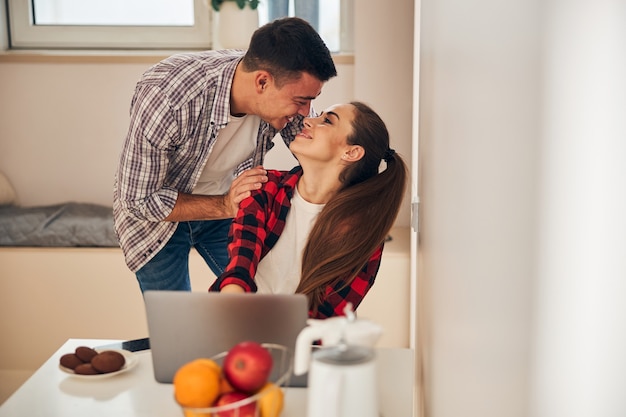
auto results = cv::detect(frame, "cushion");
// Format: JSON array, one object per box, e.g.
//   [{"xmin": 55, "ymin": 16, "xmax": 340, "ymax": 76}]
[
  {"xmin": 0, "ymin": 171, "xmax": 17, "ymax": 206},
  {"xmin": 0, "ymin": 202, "xmax": 119, "ymax": 247}
]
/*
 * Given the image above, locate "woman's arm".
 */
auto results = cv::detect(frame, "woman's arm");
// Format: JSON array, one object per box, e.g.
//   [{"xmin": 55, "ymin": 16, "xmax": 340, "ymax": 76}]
[
  {"xmin": 220, "ymin": 284, "xmax": 246, "ymax": 293},
  {"xmin": 209, "ymin": 169, "xmax": 297, "ymax": 293},
  {"xmin": 209, "ymin": 193, "xmax": 269, "ymax": 292}
]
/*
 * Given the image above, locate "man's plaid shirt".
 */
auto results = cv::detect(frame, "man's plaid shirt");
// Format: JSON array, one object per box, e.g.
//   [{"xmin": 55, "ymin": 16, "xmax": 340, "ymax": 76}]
[
  {"xmin": 210, "ymin": 167, "xmax": 384, "ymax": 319},
  {"xmin": 113, "ymin": 50, "xmax": 305, "ymax": 272}
]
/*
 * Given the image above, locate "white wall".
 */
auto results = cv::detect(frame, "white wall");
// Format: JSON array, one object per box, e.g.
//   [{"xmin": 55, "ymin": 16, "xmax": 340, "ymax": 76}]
[
  {"xmin": 418, "ymin": 0, "xmax": 540, "ymax": 414},
  {"xmin": 529, "ymin": 1, "xmax": 626, "ymax": 416},
  {"xmin": 0, "ymin": 61, "xmax": 147, "ymax": 206},
  {"xmin": 418, "ymin": 0, "xmax": 626, "ymax": 416},
  {"xmin": 354, "ymin": 0, "xmax": 414, "ymax": 232}
]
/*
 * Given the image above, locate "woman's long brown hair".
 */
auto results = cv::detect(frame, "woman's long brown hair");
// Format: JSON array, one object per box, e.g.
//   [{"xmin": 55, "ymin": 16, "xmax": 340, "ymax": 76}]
[{"xmin": 295, "ymin": 101, "xmax": 408, "ymax": 315}]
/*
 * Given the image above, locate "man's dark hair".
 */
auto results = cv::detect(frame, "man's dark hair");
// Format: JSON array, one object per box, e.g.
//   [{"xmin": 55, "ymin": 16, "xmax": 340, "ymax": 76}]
[{"xmin": 242, "ymin": 17, "xmax": 337, "ymax": 86}]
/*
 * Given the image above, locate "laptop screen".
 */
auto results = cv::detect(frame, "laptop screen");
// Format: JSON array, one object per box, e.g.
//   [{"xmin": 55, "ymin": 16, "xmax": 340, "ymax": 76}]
[{"xmin": 143, "ymin": 291, "xmax": 309, "ymax": 386}]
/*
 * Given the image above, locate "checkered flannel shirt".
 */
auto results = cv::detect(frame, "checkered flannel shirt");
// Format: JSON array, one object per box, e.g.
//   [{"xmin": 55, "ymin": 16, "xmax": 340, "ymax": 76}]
[{"xmin": 209, "ymin": 167, "xmax": 384, "ymax": 319}]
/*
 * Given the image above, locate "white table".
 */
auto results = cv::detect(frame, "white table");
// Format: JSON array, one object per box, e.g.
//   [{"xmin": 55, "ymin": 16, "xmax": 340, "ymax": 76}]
[{"xmin": 0, "ymin": 339, "xmax": 415, "ymax": 417}]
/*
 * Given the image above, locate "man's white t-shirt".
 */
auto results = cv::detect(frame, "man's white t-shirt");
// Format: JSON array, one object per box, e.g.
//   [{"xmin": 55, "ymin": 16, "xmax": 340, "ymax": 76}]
[
  {"xmin": 193, "ymin": 114, "xmax": 260, "ymax": 195},
  {"xmin": 256, "ymin": 185, "xmax": 325, "ymax": 294}
]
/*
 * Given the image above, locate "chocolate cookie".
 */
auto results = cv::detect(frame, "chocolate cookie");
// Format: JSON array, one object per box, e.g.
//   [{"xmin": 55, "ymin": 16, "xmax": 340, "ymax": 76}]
[
  {"xmin": 74, "ymin": 363, "xmax": 100, "ymax": 375},
  {"xmin": 91, "ymin": 350, "xmax": 126, "ymax": 374},
  {"xmin": 75, "ymin": 346, "xmax": 98, "ymax": 363},
  {"xmin": 60, "ymin": 353, "xmax": 84, "ymax": 370}
]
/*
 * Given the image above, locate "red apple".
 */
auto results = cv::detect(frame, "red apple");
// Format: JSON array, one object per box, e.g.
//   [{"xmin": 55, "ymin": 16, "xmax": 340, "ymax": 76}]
[
  {"xmin": 222, "ymin": 341, "xmax": 273, "ymax": 394},
  {"xmin": 215, "ymin": 391, "xmax": 257, "ymax": 417}
]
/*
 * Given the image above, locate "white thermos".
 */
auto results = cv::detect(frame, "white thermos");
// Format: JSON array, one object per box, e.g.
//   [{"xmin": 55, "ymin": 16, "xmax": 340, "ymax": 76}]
[{"xmin": 293, "ymin": 303, "xmax": 383, "ymax": 417}]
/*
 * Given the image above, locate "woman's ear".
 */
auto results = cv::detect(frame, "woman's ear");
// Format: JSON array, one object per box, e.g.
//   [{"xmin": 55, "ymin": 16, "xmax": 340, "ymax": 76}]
[{"xmin": 343, "ymin": 145, "xmax": 365, "ymax": 162}]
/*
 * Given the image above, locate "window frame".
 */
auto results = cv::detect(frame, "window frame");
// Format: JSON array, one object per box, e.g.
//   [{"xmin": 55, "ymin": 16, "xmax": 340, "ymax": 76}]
[
  {"xmin": 6, "ymin": 0, "xmax": 212, "ymax": 50},
  {"xmin": 3, "ymin": 0, "xmax": 354, "ymax": 53}
]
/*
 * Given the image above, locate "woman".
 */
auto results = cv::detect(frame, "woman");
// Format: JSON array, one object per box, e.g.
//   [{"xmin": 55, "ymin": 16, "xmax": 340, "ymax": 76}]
[{"xmin": 209, "ymin": 101, "xmax": 408, "ymax": 319}]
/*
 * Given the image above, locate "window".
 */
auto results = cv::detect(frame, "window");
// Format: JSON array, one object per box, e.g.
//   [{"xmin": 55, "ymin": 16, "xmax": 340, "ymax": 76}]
[
  {"xmin": 5, "ymin": 0, "xmax": 350, "ymax": 52},
  {"xmin": 7, "ymin": 0, "xmax": 211, "ymax": 49}
]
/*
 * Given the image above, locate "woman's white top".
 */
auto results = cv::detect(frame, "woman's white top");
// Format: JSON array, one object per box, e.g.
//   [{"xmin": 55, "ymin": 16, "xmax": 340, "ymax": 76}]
[{"xmin": 255, "ymin": 185, "xmax": 325, "ymax": 294}]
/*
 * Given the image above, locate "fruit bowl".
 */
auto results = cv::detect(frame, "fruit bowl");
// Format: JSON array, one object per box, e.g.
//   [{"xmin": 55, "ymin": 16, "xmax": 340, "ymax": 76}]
[{"xmin": 179, "ymin": 343, "xmax": 293, "ymax": 417}]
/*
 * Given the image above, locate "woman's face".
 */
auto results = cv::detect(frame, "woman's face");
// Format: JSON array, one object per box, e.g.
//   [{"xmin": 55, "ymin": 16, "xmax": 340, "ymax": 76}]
[{"xmin": 289, "ymin": 103, "xmax": 357, "ymax": 164}]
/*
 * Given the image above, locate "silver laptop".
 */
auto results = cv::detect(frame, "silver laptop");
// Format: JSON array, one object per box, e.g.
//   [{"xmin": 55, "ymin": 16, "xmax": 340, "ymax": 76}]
[{"xmin": 143, "ymin": 291, "xmax": 309, "ymax": 386}]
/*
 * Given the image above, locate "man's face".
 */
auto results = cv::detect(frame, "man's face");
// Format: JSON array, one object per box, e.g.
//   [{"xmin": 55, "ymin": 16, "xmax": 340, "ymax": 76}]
[{"xmin": 258, "ymin": 72, "xmax": 324, "ymax": 130}]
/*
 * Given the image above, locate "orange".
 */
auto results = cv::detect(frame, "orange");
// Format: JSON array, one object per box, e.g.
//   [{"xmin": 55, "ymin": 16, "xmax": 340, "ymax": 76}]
[
  {"xmin": 183, "ymin": 410, "xmax": 208, "ymax": 417},
  {"xmin": 257, "ymin": 382, "xmax": 284, "ymax": 417},
  {"xmin": 219, "ymin": 373, "xmax": 236, "ymax": 394},
  {"xmin": 194, "ymin": 358, "xmax": 221, "ymax": 374},
  {"xmin": 173, "ymin": 358, "xmax": 222, "ymax": 408}
]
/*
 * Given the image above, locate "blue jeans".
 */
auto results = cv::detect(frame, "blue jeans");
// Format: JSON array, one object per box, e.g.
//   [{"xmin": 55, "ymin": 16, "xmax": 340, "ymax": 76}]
[
  {"xmin": 135, "ymin": 219, "xmax": 231, "ymax": 292},
  {"xmin": 268, "ymin": 0, "xmax": 319, "ymax": 31}
]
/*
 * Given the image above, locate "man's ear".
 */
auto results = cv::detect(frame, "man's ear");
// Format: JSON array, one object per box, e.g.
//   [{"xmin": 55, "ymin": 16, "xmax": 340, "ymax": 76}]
[
  {"xmin": 343, "ymin": 145, "xmax": 365, "ymax": 162},
  {"xmin": 255, "ymin": 71, "xmax": 272, "ymax": 93}
]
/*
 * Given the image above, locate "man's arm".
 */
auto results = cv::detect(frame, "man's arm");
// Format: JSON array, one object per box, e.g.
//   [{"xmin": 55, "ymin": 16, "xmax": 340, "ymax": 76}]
[{"xmin": 164, "ymin": 166, "xmax": 268, "ymax": 221}]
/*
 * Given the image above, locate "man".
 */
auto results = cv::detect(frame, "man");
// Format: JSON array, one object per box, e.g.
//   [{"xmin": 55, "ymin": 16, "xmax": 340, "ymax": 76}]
[{"xmin": 113, "ymin": 17, "xmax": 337, "ymax": 292}]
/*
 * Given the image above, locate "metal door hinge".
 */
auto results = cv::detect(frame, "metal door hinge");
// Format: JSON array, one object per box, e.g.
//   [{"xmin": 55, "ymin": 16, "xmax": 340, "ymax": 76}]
[{"xmin": 411, "ymin": 197, "xmax": 420, "ymax": 233}]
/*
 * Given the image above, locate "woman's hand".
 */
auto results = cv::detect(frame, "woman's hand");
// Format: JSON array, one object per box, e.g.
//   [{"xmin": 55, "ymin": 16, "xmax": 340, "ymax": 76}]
[{"xmin": 220, "ymin": 284, "xmax": 246, "ymax": 294}]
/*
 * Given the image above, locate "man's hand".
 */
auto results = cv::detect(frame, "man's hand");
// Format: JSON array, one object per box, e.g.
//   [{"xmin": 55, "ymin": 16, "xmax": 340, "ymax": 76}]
[
  {"xmin": 224, "ymin": 166, "xmax": 268, "ymax": 217},
  {"xmin": 163, "ymin": 166, "xmax": 268, "ymax": 222}
]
